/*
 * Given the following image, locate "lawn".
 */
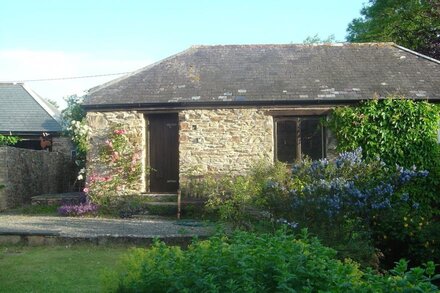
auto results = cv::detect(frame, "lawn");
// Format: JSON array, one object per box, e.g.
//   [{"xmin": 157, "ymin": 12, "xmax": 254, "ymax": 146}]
[{"xmin": 0, "ymin": 244, "xmax": 130, "ymax": 293}]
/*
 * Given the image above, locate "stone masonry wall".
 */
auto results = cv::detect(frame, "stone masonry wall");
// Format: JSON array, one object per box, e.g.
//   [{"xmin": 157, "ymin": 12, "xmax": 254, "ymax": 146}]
[
  {"xmin": 52, "ymin": 137, "xmax": 74, "ymax": 158},
  {"xmin": 179, "ymin": 109, "xmax": 274, "ymax": 181},
  {"xmin": 86, "ymin": 111, "xmax": 146, "ymax": 192},
  {"xmin": 0, "ymin": 146, "xmax": 74, "ymax": 210}
]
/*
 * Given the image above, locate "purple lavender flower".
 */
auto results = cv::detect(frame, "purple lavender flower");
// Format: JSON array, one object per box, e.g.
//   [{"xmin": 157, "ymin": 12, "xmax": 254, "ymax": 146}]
[{"xmin": 58, "ymin": 202, "xmax": 99, "ymax": 217}]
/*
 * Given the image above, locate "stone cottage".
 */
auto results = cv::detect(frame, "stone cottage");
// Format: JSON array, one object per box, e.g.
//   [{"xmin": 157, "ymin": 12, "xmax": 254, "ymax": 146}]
[{"xmin": 83, "ymin": 43, "xmax": 440, "ymax": 194}]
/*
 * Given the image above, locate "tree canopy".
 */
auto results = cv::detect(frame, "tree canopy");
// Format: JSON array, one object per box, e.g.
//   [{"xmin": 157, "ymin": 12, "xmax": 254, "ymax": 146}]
[{"xmin": 346, "ymin": 0, "xmax": 440, "ymax": 59}]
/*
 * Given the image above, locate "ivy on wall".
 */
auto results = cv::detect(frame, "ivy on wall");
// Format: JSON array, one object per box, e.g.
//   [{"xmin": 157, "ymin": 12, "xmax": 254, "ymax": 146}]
[{"xmin": 326, "ymin": 97, "xmax": 440, "ymax": 170}]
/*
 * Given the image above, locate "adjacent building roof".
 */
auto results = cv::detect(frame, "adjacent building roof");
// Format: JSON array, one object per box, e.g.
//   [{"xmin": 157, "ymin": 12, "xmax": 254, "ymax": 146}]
[
  {"xmin": 0, "ymin": 83, "xmax": 62, "ymax": 135},
  {"xmin": 85, "ymin": 43, "xmax": 440, "ymax": 109}
]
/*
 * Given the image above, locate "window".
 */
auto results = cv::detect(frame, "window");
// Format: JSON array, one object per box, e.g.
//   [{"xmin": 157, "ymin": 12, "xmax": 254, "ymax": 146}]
[{"xmin": 275, "ymin": 117, "xmax": 326, "ymax": 163}]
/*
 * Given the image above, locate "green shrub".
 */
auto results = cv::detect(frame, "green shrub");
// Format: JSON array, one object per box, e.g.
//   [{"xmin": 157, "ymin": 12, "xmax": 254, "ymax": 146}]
[
  {"xmin": 326, "ymin": 98, "xmax": 440, "ymax": 170},
  {"xmin": 326, "ymin": 98, "xmax": 440, "ymax": 267},
  {"xmin": 191, "ymin": 161, "xmax": 290, "ymax": 228},
  {"xmin": 0, "ymin": 134, "xmax": 20, "ymax": 146},
  {"xmin": 104, "ymin": 230, "xmax": 439, "ymax": 292}
]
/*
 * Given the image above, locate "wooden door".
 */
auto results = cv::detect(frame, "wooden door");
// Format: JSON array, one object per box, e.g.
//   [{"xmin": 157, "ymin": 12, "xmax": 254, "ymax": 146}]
[{"xmin": 149, "ymin": 114, "xmax": 179, "ymax": 192}]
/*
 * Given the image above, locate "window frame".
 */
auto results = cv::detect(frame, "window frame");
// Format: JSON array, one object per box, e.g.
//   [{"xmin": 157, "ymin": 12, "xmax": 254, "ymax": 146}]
[{"xmin": 273, "ymin": 115, "xmax": 327, "ymax": 163}]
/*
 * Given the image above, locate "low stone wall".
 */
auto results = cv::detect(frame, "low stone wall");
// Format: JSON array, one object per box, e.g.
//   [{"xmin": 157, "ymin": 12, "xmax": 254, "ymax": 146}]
[
  {"xmin": 0, "ymin": 147, "xmax": 74, "ymax": 210},
  {"xmin": 179, "ymin": 109, "xmax": 274, "ymax": 180}
]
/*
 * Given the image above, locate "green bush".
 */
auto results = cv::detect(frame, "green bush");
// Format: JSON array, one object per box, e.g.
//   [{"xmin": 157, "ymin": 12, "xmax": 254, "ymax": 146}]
[
  {"xmin": 326, "ymin": 98, "xmax": 440, "ymax": 267},
  {"xmin": 0, "ymin": 134, "xmax": 20, "ymax": 146},
  {"xmin": 104, "ymin": 230, "xmax": 439, "ymax": 292},
  {"xmin": 262, "ymin": 149, "xmax": 434, "ymax": 267},
  {"xmin": 194, "ymin": 161, "xmax": 290, "ymax": 228},
  {"xmin": 326, "ymin": 98, "xmax": 440, "ymax": 170}
]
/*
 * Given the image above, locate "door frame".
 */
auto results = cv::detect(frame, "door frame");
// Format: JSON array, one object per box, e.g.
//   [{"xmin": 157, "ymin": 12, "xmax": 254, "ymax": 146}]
[{"xmin": 145, "ymin": 112, "xmax": 180, "ymax": 193}]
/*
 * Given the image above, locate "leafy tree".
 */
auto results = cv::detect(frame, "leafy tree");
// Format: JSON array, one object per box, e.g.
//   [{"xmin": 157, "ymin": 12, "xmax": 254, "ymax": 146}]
[
  {"xmin": 61, "ymin": 95, "xmax": 86, "ymax": 130},
  {"xmin": 347, "ymin": 0, "xmax": 440, "ymax": 59}
]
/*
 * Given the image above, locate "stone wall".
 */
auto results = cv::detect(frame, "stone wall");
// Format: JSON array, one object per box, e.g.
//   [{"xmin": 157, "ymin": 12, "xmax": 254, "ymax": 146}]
[
  {"xmin": 0, "ymin": 147, "xmax": 74, "ymax": 210},
  {"xmin": 84, "ymin": 108, "xmax": 337, "ymax": 194},
  {"xmin": 86, "ymin": 111, "xmax": 146, "ymax": 192},
  {"xmin": 52, "ymin": 137, "xmax": 74, "ymax": 158},
  {"xmin": 179, "ymin": 109, "xmax": 274, "ymax": 181}
]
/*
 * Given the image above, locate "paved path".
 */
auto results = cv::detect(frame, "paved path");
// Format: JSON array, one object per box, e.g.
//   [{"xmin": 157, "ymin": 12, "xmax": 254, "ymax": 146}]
[{"xmin": 0, "ymin": 215, "xmax": 213, "ymax": 238}]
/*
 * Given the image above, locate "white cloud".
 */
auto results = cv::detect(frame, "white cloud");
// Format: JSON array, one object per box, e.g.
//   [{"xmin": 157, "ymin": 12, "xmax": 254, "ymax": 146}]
[{"xmin": 0, "ymin": 50, "xmax": 152, "ymax": 109}]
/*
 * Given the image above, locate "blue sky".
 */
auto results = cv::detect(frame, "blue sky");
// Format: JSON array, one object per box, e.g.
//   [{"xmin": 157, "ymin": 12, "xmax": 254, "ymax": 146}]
[{"xmin": 0, "ymin": 0, "xmax": 365, "ymax": 108}]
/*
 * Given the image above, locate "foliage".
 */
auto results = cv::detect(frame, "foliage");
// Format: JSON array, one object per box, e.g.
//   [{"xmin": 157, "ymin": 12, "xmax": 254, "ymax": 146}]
[
  {"xmin": 58, "ymin": 202, "xmax": 99, "ymax": 217},
  {"xmin": 325, "ymin": 98, "xmax": 440, "ymax": 266},
  {"xmin": 188, "ymin": 161, "xmax": 290, "ymax": 228},
  {"xmin": 86, "ymin": 125, "xmax": 142, "ymax": 210},
  {"xmin": 105, "ymin": 230, "xmax": 439, "ymax": 292},
  {"xmin": 303, "ymin": 33, "xmax": 336, "ymax": 44},
  {"xmin": 263, "ymin": 149, "xmax": 432, "ymax": 267},
  {"xmin": 62, "ymin": 95, "xmax": 86, "ymax": 130},
  {"xmin": 61, "ymin": 95, "xmax": 88, "ymax": 186},
  {"xmin": 326, "ymin": 98, "xmax": 440, "ymax": 170},
  {"xmin": 198, "ymin": 147, "xmax": 437, "ymax": 267},
  {"xmin": 0, "ymin": 244, "xmax": 127, "ymax": 293},
  {"xmin": 346, "ymin": 0, "xmax": 440, "ymax": 59},
  {"xmin": 45, "ymin": 98, "xmax": 59, "ymax": 109},
  {"xmin": 62, "ymin": 95, "xmax": 88, "ymax": 154},
  {"xmin": 0, "ymin": 134, "xmax": 20, "ymax": 146}
]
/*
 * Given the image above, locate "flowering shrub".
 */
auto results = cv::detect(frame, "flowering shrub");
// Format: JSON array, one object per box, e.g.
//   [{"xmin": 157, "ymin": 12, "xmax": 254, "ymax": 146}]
[
  {"xmin": 86, "ymin": 124, "xmax": 142, "ymax": 210},
  {"xmin": 326, "ymin": 99, "xmax": 440, "ymax": 267},
  {"xmin": 57, "ymin": 201, "xmax": 99, "ymax": 217},
  {"xmin": 67, "ymin": 119, "xmax": 89, "ymax": 155},
  {"xmin": 263, "ymin": 148, "xmax": 435, "ymax": 267}
]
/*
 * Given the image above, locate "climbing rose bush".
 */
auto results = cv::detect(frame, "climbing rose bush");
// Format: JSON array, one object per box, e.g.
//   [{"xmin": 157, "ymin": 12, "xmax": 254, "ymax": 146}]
[{"xmin": 86, "ymin": 125, "xmax": 142, "ymax": 209}]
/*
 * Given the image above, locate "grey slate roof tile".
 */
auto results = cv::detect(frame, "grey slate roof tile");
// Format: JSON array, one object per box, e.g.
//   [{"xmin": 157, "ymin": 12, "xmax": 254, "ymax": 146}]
[
  {"xmin": 85, "ymin": 43, "xmax": 440, "ymax": 107},
  {"xmin": 0, "ymin": 83, "xmax": 62, "ymax": 133}
]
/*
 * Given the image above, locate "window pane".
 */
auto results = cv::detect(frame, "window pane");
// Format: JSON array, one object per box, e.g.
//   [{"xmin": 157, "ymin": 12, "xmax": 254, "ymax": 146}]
[
  {"xmin": 277, "ymin": 120, "xmax": 297, "ymax": 163},
  {"xmin": 301, "ymin": 118, "xmax": 323, "ymax": 160}
]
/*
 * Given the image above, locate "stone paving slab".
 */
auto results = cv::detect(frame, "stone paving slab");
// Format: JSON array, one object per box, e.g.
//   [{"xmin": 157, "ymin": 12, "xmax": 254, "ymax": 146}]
[{"xmin": 0, "ymin": 215, "xmax": 213, "ymax": 239}]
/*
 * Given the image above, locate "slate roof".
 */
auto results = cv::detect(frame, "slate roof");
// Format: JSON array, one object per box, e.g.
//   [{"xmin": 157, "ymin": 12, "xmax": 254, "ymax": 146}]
[
  {"xmin": 85, "ymin": 43, "xmax": 440, "ymax": 109},
  {"xmin": 0, "ymin": 83, "xmax": 62, "ymax": 134}
]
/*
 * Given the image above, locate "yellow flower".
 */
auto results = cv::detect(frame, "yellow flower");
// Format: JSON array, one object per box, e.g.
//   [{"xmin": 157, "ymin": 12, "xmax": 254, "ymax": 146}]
[{"xmin": 404, "ymin": 223, "xmax": 408, "ymax": 228}]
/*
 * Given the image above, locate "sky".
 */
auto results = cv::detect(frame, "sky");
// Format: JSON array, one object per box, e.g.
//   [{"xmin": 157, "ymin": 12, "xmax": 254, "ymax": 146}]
[{"xmin": 0, "ymin": 0, "xmax": 366, "ymax": 109}]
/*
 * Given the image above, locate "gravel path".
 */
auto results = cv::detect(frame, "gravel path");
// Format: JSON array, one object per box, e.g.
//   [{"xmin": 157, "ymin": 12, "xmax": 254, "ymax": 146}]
[{"xmin": 0, "ymin": 215, "xmax": 213, "ymax": 238}]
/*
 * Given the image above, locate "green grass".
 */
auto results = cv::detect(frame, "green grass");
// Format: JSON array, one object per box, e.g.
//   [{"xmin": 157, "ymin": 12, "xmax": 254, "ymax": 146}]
[
  {"xmin": 2, "ymin": 204, "xmax": 59, "ymax": 216},
  {"xmin": 0, "ymin": 244, "xmax": 130, "ymax": 293}
]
